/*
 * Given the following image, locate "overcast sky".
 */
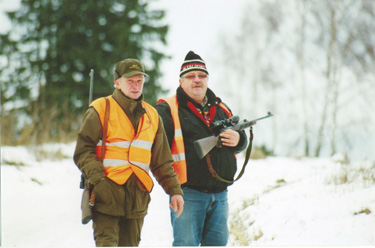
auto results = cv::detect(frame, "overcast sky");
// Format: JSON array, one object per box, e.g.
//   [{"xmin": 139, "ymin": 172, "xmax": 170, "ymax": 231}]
[
  {"xmin": 153, "ymin": 0, "xmax": 249, "ymax": 92},
  {"xmin": 160, "ymin": 0, "xmax": 252, "ymax": 92}
]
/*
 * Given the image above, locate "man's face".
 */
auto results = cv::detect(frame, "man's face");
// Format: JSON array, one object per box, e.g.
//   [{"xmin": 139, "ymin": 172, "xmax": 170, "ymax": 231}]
[
  {"xmin": 179, "ymin": 71, "xmax": 208, "ymax": 104},
  {"xmin": 115, "ymin": 74, "xmax": 144, "ymax": 99}
]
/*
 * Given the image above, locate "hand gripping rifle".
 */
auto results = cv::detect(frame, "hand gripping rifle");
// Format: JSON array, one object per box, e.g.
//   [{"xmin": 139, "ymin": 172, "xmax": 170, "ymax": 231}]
[
  {"xmin": 194, "ymin": 112, "xmax": 273, "ymax": 159},
  {"xmin": 194, "ymin": 112, "xmax": 273, "ymax": 184}
]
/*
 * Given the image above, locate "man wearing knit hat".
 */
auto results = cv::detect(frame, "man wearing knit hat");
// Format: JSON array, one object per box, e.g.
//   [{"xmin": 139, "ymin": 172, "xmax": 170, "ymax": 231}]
[
  {"xmin": 74, "ymin": 58, "xmax": 184, "ymax": 247},
  {"xmin": 156, "ymin": 51, "xmax": 247, "ymax": 246}
]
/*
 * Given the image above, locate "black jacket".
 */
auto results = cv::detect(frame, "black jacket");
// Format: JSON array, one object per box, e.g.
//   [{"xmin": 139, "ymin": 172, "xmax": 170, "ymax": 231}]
[{"xmin": 155, "ymin": 87, "xmax": 247, "ymax": 193}]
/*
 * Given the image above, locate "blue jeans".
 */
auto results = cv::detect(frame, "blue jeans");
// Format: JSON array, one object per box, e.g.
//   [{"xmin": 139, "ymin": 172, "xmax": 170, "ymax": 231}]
[{"xmin": 170, "ymin": 187, "xmax": 229, "ymax": 246}]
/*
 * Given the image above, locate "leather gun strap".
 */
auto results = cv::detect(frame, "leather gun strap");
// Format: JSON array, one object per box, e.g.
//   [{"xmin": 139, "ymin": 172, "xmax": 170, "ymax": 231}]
[
  {"xmin": 206, "ymin": 127, "xmax": 254, "ymax": 184},
  {"xmin": 234, "ymin": 127, "xmax": 254, "ymax": 181}
]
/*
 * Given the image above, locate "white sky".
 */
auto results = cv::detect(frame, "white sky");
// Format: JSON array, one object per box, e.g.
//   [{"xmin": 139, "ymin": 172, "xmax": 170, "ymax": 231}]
[{"xmin": 153, "ymin": 0, "xmax": 249, "ymax": 92}]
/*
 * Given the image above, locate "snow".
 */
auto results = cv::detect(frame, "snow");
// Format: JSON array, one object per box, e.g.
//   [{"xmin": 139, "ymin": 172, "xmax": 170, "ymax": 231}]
[
  {"xmin": 1, "ymin": 143, "xmax": 375, "ymax": 247},
  {"xmin": 229, "ymin": 158, "xmax": 375, "ymax": 246}
]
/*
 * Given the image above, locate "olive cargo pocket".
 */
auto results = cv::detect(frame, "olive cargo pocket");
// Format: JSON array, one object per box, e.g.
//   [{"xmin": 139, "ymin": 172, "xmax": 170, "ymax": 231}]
[
  {"xmin": 124, "ymin": 176, "xmax": 151, "ymax": 218},
  {"xmin": 93, "ymin": 178, "xmax": 126, "ymax": 216},
  {"xmin": 94, "ymin": 179, "xmax": 112, "ymax": 205},
  {"xmin": 132, "ymin": 185, "xmax": 151, "ymax": 215}
]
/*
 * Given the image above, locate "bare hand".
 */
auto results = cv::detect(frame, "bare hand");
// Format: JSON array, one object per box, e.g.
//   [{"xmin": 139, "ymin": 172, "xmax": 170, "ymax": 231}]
[
  {"xmin": 170, "ymin": 194, "xmax": 184, "ymax": 218},
  {"xmin": 219, "ymin": 129, "xmax": 240, "ymax": 147}
]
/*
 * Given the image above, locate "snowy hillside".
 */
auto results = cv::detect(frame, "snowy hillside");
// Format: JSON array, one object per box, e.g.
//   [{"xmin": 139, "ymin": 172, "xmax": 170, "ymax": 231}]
[{"xmin": 1, "ymin": 143, "xmax": 375, "ymax": 247}]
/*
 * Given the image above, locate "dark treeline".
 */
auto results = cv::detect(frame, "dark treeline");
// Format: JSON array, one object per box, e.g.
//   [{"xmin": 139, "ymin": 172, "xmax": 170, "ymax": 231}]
[{"xmin": 1, "ymin": 0, "xmax": 168, "ymax": 145}]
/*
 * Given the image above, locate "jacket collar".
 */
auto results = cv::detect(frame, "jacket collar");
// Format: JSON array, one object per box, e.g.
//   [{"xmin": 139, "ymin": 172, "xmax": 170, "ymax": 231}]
[
  {"xmin": 176, "ymin": 86, "xmax": 221, "ymax": 109},
  {"xmin": 112, "ymin": 88, "xmax": 145, "ymax": 116}
]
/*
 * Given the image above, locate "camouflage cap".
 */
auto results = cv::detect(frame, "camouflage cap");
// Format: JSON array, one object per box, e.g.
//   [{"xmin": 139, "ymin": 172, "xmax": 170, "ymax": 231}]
[{"xmin": 114, "ymin": 58, "xmax": 149, "ymax": 80}]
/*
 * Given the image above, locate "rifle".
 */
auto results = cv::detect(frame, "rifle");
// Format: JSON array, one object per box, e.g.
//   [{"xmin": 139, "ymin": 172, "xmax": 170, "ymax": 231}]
[
  {"xmin": 194, "ymin": 112, "xmax": 273, "ymax": 159},
  {"xmin": 88, "ymin": 69, "xmax": 94, "ymax": 105},
  {"xmin": 80, "ymin": 69, "xmax": 95, "ymax": 225}
]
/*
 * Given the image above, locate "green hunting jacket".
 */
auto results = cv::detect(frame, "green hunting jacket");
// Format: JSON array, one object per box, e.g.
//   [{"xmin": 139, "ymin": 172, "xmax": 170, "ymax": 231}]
[{"xmin": 73, "ymin": 89, "xmax": 182, "ymax": 218}]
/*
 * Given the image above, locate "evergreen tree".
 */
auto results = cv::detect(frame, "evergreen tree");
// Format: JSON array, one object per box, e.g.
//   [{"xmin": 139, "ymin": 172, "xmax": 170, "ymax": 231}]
[{"xmin": 0, "ymin": 0, "xmax": 168, "ymax": 144}]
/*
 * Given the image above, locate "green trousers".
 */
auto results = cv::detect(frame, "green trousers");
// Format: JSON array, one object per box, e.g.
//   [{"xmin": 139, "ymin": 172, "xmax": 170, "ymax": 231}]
[{"xmin": 92, "ymin": 211, "xmax": 144, "ymax": 247}]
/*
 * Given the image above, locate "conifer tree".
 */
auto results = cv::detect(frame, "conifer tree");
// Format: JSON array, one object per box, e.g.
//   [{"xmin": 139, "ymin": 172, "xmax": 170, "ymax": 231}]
[{"xmin": 0, "ymin": 0, "xmax": 168, "ymax": 144}]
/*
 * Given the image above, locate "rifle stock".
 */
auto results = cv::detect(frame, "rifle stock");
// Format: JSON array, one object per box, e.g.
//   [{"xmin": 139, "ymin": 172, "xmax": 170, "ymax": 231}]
[
  {"xmin": 194, "ymin": 135, "xmax": 219, "ymax": 159},
  {"xmin": 194, "ymin": 112, "xmax": 273, "ymax": 159},
  {"xmin": 81, "ymin": 186, "xmax": 92, "ymax": 224}
]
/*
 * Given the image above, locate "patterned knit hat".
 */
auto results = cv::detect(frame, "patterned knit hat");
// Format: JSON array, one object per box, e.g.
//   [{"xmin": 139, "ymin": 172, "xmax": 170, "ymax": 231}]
[{"xmin": 180, "ymin": 51, "xmax": 209, "ymax": 77}]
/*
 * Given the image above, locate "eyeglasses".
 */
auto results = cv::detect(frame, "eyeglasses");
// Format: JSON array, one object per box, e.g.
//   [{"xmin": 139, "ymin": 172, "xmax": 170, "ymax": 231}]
[{"xmin": 180, "ymin": 74, "xmax": 208, "ymax": 80}]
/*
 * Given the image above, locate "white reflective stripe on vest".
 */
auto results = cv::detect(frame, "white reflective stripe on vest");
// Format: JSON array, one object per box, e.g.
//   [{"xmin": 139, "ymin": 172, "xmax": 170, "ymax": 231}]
[
  {"xmin": 103, "ymin": 158, "xmax": 150, "ymax": 172},
  {"xmin": 129, "ymin": 161, "xmax": 150, "ymax": 172},
  {"xmin": 172, "ymin": 153, "xmax": 186, "ymax": 162},
  {"xmin": 131, "ymin": 139, "xmax": 153, "ymax": 150},
  {"xmin": 175, "ymin": 128, "xmax": 183, "ymax": 137},
  {"xmin": 97, "ymin": 140, "xmax": 131, "ymax": 148},
  {"xmin": 103, "ymin": 159, "xmax": 130, "ymax": 167}
]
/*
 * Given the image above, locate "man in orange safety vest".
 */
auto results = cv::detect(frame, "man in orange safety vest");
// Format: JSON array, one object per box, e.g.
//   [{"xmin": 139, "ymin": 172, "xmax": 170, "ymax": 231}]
[{"xmin": 74, "ymin": 58, "xmax": 184, "ymax": 247}]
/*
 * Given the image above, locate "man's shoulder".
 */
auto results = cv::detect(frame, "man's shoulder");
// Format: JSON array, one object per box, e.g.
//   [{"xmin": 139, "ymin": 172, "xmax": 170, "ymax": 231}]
[
  {"xmin": 154, "ymin": 101, "xmax": 173, "ymax": 125},
  {"xmin": 155, "ymin": 100, "xmax": 171, "ymax": 110},
  {"xmin": 142, "ymin": 101, "xmax": 160, "ymax": 119},
  {"xmin": 142, "ymin": 100, "xmax": 157, "ymax": 111},
  {"xmin": 89, "ymin": 97, "xmax": 106, "ymax": 114},
  {"xmin": 90, "ymin": 96, "xmax": 112, "ymax": 108},
  {"xmin": 91, "ymin": 97, "xmax": 105, "ymax": 105}
]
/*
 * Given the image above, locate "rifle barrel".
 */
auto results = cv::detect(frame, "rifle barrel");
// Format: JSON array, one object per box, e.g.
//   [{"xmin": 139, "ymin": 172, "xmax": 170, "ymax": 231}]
[
  {"xmin": 249, "ymin": 112, "xmax": 273, "ymax": 123},
  {"xmin": 231, "ymin": 112, "xmax": 273, "ymax": 131},
  {"xmin": 89, "ymin": 69, "xmax": 94, "ymax": 105}
]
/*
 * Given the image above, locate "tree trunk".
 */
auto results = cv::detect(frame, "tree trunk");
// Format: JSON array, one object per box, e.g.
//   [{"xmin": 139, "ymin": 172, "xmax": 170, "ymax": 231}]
[
  {"xmin": 315, "ymin": 2, "xmax": 337, "ymax": 157},
  {"xmin": 298, "ymin": 0, "xmax": 309, "ymax": 156}
]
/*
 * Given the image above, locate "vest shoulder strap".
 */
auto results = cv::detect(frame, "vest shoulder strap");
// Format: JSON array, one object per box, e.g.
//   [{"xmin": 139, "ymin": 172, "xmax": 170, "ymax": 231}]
[
  {"xmin": 218, "ymin": 102, "xmax": 232, "ymax": 118},
  {"xmin": 100, "ymin": 97, "xmax": 110, "ymax": 162},
  {"xmin": 158, "ymin": 95, "xmax": 180, "ymax": 127}
]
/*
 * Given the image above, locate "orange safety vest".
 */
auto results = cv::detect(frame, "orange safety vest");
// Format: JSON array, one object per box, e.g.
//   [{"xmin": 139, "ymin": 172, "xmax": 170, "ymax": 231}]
[
  {"xmin": 91, "ymin": 95, "xmax": 159, "ymax": 192},
  {"xmin": 157, "ymin": 95, "xmax": 187, "ymax": 184}
]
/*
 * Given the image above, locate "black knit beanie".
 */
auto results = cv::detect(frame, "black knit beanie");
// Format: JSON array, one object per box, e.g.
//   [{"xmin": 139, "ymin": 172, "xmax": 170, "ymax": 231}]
[{"xmin": 180, "ymin": 51, "xmax": 209, "ymax": 77}]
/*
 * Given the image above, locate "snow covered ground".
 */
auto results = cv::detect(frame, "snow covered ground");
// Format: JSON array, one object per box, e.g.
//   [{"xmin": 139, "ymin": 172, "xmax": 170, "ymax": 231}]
[{"xmin": 1, "ymin": 142, "xmax": 375, "ymax": 247}]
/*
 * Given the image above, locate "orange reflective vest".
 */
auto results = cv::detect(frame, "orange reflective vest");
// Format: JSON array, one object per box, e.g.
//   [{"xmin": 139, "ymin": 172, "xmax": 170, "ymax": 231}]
[
  {"xmin": 157, "ymin": 95, "xmax": 187, "ymax": 184},
  {"xmin": 91, "ymin": 95, "xmax": 159, "ymax": 192}
]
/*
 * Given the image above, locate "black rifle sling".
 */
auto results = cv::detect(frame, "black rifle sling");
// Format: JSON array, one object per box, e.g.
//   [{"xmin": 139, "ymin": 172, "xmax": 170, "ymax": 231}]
[
  {"xmin": 205, "ymin": 127, "xmax": 254, "ymax": 184},
  {"xmin": 89, "ymin": 97, "xmax": 110, "ymax": 207}
]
